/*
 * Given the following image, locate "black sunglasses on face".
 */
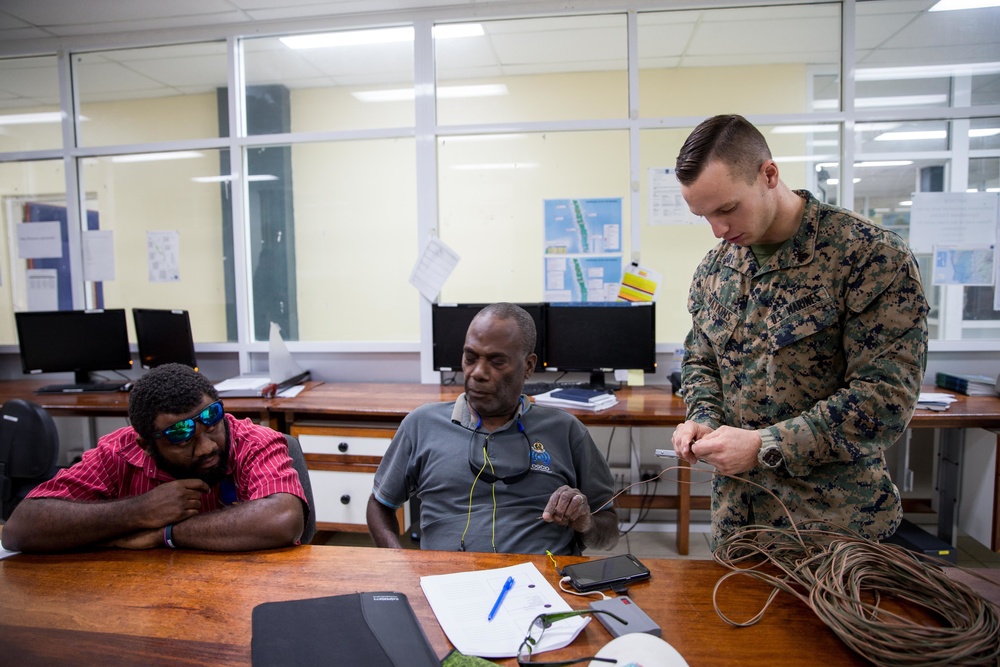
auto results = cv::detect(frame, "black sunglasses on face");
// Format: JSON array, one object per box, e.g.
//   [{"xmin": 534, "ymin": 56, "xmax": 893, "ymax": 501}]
[
  {"xmin": 517, "ymin": 609, "xmax": 625, "ymax": 666},
  {"xmin": 151, "ymin": 400, "xmax": 225, "ymax": 445}
]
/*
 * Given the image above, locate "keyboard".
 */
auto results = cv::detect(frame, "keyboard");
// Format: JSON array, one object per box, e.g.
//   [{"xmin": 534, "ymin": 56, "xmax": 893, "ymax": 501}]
[
  {"xmin": 522, "ymin": 382, "xmax": 556, "ymax": 396},
  {"xmin": 36, "ymin": 382, "xmax": 126, "ymax": 394}
]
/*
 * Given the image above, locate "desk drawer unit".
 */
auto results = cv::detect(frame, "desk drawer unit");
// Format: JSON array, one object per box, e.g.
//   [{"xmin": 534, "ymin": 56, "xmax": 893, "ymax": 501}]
[{"xmin": 291, "ymin": 424, "xmax": 406, "ymax": 533}]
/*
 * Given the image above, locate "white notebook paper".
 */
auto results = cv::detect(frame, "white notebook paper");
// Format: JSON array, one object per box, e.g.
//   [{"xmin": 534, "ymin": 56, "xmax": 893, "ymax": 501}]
[{"xmin": 420, "ymin": 562, "xmax": 588, "ymax": 658}]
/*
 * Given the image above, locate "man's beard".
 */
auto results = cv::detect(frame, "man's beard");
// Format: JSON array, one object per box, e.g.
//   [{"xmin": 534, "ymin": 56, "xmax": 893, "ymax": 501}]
[{"xmin": 150, "ymin": 423, "xmax": 230, "ymax": 487}]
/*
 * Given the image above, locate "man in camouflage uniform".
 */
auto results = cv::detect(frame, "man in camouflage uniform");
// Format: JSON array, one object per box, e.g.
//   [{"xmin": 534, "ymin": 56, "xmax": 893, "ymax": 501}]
[{"xmin": 670, "ymin": 115, "xmax": 928, "ymax": 548}]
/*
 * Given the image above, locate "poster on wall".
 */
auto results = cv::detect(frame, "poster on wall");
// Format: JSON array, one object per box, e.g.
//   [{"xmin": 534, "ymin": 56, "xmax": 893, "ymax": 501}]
[
  {"xmin": 909, "ymin": 192, "xmax": 999, "ymax": 254},
  {"xmin": 648, "ymin": 167, "xmax": 701, "ymax": 225},
  {"xmin": 147, "ymin": 230, "xmax": 180, "ymax": 283},
  {"xmin": 543, "ymin": 198, "xmax": 623, "ymax": 302},
  {"xmin": 931, "ymin": 244, "xmax": 995, "ymax": 286}
]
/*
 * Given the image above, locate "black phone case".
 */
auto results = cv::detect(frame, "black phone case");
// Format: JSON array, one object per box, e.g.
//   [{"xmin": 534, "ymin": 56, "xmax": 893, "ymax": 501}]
[{"xmin": 564, "ymin": 554, "xmax": 651, "ymax": 592}]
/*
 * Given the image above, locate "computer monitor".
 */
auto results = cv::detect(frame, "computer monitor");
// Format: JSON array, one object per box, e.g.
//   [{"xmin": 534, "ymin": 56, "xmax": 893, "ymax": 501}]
[
  {"xmin": 431, "ymin": 303, "xmax": 545, "ymax": 372},
  {"xmin": 14, "ymin": 309, "xmax": 133, "ymax": 385},
  {"xmin": 543, "ymin": 302, "xmax": 656, "ymax": 389},
  {"xmin": 133, "ymin": 308, "xmax": 198, "ymax": 370}
]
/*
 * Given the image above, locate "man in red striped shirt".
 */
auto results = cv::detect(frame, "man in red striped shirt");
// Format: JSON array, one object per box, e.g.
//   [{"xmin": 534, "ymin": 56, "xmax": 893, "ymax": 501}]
[{"xmin": 2, "ymin": 364, "xmax": 307, "ymax": 553}]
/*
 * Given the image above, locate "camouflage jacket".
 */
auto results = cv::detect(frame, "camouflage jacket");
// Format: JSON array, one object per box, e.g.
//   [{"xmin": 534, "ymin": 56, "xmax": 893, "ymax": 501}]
[{"xmin": 682, "ymin": 190, "xmax": 928, "ymax": 547}]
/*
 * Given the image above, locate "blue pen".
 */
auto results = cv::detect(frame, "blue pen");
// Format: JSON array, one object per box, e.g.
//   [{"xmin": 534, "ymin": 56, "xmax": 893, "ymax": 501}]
[{"xmin": 487, "ymin": 576, "xmax": 515, "ymax": 622}]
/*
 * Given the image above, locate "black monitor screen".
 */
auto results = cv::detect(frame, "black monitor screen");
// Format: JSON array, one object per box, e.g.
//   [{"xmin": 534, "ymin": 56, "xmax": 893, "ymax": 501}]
[
  {"xmin": 544, "ymin": 303, "xmax": 656, "ymax": 375},
  {"xmin": 432, "ymin": 303, "xmax": 545, "ymax": 371},
  {"xmin": 133, "ymin": 308, "xmax": 197, "ymax": 370},
  {"xmin": 14, "ymin": 309, "xmax": 132, "ymax": 383}
]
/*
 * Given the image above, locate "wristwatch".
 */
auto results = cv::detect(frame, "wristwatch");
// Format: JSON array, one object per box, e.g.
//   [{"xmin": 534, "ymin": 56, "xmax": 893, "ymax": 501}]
[{"xmin": 757, "ymin": 432, "xmax": 783, "ymax": 469}]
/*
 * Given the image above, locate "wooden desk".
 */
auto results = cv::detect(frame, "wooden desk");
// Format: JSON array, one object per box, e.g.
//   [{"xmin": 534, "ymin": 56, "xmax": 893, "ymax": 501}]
[
  {"xmin": 0, "ymin": 544, "xmax": 873, "ymax": 666},
  {"xmin": 0, "ymin": 379, "xmax": 274, "ymax": 425}
]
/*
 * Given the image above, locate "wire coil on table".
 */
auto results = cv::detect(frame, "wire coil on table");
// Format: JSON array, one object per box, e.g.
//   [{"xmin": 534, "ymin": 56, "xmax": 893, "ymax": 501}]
[{"xmin": 712, "ymin": 524, "xmax": 1000, "ymax": 667}]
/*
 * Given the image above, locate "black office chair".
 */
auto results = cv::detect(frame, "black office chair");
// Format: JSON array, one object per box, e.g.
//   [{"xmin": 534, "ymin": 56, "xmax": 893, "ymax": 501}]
[
  {"xmin": 283, "ymin": 434, "xmax": 317, "ymax": 545},
  {"xmin": 0, "ymin": 399, "xmax": 60, "ymax": 521}
]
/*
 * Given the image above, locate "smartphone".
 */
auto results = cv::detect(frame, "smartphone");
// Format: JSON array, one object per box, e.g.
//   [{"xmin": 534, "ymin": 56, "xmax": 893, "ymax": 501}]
[{"xmin": 563, "ymin": 554, "xmax": 651, "ymax": 592}]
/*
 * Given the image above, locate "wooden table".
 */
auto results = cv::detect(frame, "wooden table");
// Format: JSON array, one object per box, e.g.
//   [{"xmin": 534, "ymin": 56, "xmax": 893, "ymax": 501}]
[{"xmin": 0, "ymin": 544, "xmax": 875, "ymax": 666}]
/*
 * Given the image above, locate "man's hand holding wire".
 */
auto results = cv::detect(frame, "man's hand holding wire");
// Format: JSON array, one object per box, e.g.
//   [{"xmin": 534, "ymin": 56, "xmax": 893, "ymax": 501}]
[{"xmin": 542, "ymin": 485, "xmax": 591, "ymax": 532}]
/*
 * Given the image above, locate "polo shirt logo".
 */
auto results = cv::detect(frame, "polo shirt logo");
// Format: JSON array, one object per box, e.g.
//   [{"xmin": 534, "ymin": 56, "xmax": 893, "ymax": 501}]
[{"xmin": 530, "ymin": 441, "xmax": 552, "ymax": 472}]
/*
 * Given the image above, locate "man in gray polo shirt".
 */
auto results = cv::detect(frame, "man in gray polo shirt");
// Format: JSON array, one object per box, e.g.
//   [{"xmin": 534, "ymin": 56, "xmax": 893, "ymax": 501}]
[{"xmin": 367, "ymin": 303, "xmax": 619, "ymax": 555}]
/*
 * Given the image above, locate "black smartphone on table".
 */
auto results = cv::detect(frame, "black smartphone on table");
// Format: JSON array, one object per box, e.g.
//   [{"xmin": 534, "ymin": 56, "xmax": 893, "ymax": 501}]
[{"xmin": 563, "ymin": 554, "xmax": 651, "ymax": 592}]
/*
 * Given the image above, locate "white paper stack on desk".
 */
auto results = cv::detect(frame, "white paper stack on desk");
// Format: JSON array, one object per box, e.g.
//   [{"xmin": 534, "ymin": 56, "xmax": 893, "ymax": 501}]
[
  {"xmin": 533, "ymin": 387, "xmax": 618, "ymax": 412},
  {"xmin": 214, "ymin": 322, "xmax": 309, "ymax": 398}
]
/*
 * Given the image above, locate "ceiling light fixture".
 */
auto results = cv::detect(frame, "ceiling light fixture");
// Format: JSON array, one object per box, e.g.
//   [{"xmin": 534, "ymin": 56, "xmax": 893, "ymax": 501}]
[
  {"xmin": 352, "ymin": 84, "xmax": 508, "ymax": 102},
  {"xmin": 191, "ymin": 174, "xmax": 278, "ymax": 183},
  {"xmin": 929, "ymin": 0, "xmax": 1000, "ymax": 11},
  {"xmin": 771, "ymin": 125, "xmax": 839, "ymax": 134},
  {"xmin": 450, "ymin": 162, "xmax": 539, "ymax": 170},
  {"xmin": 281, "ymin": 23, "xmax": 482, "ymax": 49},
  {"xmin": 0, "ymin": 111, "xmax": 64, "ymax": 125},
  {"xmin": 857, "ymin": 61, "xmax": 1000, "ymax": 81},
  {"xmin": 812, "ymin": 94, "xmax": 949, "ymax": 110},
  {"xmin": 111, "ymin": 151, "xmax": 204, "ymax": 163}
]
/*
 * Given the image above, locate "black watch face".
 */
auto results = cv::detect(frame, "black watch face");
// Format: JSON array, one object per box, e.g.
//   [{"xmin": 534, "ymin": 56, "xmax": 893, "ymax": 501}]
[{"xmin": 763, "ymin": 447, "xmax": 782, "ymax": 466}]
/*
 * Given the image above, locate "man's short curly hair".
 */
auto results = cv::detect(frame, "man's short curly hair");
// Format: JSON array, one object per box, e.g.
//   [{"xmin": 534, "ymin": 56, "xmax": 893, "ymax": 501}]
[{"xmin": 128, "ymin": 363, "xmax": 219, "ymax": 440}]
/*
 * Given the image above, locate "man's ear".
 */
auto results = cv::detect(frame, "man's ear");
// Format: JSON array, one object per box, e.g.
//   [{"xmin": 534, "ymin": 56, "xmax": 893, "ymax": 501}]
[
  {"xmin": 524, "ymin": 353, "xmax": 538, "ymax": 377},
  {"xmin": 761, "ymin": 159, "xmax": 780, "ymax": 188}
]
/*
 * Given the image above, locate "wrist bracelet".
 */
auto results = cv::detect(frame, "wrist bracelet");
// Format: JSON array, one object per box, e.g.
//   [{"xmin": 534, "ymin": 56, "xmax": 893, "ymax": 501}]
[{"xmin": 164, "ymin": 524, "xmax": 177, "ymax": 549}]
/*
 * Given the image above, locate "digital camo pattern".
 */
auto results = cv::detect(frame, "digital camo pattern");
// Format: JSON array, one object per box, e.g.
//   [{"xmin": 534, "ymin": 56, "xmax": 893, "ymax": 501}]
[{"xmin": 682, "ymin": 191, "xmax": 928, "ymax": 548}]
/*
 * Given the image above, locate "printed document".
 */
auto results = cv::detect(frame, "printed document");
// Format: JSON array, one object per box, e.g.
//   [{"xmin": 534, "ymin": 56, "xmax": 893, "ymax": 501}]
[{"xmin": 420, "ymin": 562, "xmax": 587, "ymax": 658}]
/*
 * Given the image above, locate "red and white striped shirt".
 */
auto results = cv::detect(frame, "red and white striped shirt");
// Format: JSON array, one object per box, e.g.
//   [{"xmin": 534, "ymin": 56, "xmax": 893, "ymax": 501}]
[{"xmin": 28, "ymin": 414, "xmax": 307, "ymax": 512}]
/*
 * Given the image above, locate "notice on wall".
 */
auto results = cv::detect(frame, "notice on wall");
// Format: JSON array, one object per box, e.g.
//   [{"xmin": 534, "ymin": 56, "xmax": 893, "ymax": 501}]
[
  {"xmin": 543, "ymin": 198, "xmax": 623, "ymax": 302},
  {"xmin": 909, "ymin": 192, "xmax": 999, "ymax": 254},
  {"xmin": 26, "ymin": 268, "xmax": 58, "ymax": 311},
  {"xmin": 16, "ymin": 221, "xmax": 62, "ymax": 259},
  {"xmin": 147, "ymin": 230, "xmax": 180, "ymax": 283},
  {"xmin": 648, "ymin": 167, "xmax": 700, "ymax": 226},
  {"xmin": 83, "ymin": 230, "xmax": 116, "ymax": 282},
  {"xmin": 410, "ymin": 235, "xmax": 460, "ymax": 302},
  {"xmin": 932, "ymin": 244, "xmax": 995, "ymax": 286}
]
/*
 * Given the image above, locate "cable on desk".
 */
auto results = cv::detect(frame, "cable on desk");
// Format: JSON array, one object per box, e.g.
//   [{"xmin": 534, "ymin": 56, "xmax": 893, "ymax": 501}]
[{"xmin": 594, "ymin": 465, "xmax": 1000, "ymax": 666}]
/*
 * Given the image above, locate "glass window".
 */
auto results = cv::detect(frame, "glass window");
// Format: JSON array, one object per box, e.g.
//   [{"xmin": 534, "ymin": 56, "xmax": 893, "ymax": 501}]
[
  {"xmin": 244, "ymin": 29, "xmax": 415, "ymax": 133},
  {"xmin": 75, "ymin": 42, "xmax": 228, "ymax": 146},
  {"xmin": 437, "ymin": 130, "xmax": 629, "ymax": 303},
  {"xmin": 639, "ymin": 4, "xmax": 841, "ymax": 117},
  {"xmin": 436, "ymin": 15, "xmax": 627, "ymax": 125},
  {"xmin": 0, "ymin": 56, "xmax": 63, "ymax": 152},
  {"xmin": 857, "ymin": 1, "xmax": 1000, "ymax": 110},
  {"xmin": 1, "ymin": 160, "xmax": 66, "ymax": 343},
  {"xmin": 289, "ymin": 138, "xmax": 419, "ymax": 342},
  {"xmin": 79, "ymin": 149, "xmax": 231, "ymax": 341}
]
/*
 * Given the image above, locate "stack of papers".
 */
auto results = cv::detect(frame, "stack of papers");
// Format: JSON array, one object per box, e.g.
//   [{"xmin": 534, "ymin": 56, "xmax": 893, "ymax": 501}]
[
  {"xmin": 420, "ymin": 562, "xmax": 588, "ymax": 659},
  {"xmin": 917, "ymin": 391, "xmax": 957, "ymax": 412},
  {"xmin": 533, "ymin": 388, "xmax": 619, "ymax": 412}
]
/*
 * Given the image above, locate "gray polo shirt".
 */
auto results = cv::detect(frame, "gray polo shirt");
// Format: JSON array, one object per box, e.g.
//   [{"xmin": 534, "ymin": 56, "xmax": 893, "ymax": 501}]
[{"xmin": 372, "ymin": 394, "xmax": 615, "ymax": 555}]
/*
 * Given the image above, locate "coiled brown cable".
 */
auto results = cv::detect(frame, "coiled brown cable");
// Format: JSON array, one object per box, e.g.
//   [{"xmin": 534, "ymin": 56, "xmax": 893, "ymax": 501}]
[{"xmin": 601, "ymin": 466, "xmax": 1000, "ymax": 666}]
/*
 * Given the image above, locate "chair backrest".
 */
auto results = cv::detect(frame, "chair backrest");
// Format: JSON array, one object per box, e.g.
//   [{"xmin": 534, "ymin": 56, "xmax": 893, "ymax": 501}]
[
  {"xmin": 0, "ymin": 399, "xmax": 60, "ymax": 521},
  {"xmin": 283, "ymin": 434, "xmax": 317, "ymax": 545}
]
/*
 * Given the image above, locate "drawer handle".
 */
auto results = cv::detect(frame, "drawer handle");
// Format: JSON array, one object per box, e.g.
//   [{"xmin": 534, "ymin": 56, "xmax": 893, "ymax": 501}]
[
  {"xmin": 340, "ymin": 494, "xmax": 351, "ymax": 505},
  {"xmin": 338, "ymin": 442, "xmax": 349, "ymax": 452}
]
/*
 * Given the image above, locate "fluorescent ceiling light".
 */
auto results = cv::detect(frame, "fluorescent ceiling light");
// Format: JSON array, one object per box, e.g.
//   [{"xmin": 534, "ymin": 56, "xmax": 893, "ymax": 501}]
[
  {"xmin": 899, "ymin": 200, "xmax": 913, "ymax": 206},
  {"xmin": 929, "ymin": 0, "xmax": 1000, "ymax": 11},
  {"xmin": 111, "ymin": 151, "xmax": 203, "ymax": 163},
  {"xmin": 352, "ymin": 84, "xmax": 508, "ymax": 102},
  {"xmin": 826, "ymin": 178, "xmax": 861, "ymax": 185},
  {"xmin": 812, "ymin": 94, "xmax": 949, "ymax": 110},
  {"xmin": 875, "ymin": 130, "xmax": 946, "ymax": 141},
  {"xmin": 856, "ymin": 161, "xmax": 914, "ymax": 167},
  {"xmin": 191, "ymin": 174, "xmax": 278, "ymax": 183},
  {"xmin": 857, "ymin": 61, "xmax": 1000, "ymax": 81},
  {"xmin": 874, "ymin": 128, "xmax": 1000, "ymax": 140},
  {"xmin": 281, "ymin": 23, "xmax": 482, "ymax": 49},
  {"xmin": 771, "ymin": 125, "xmax": 839, "ymax": 134},
  {"xmin": 450, "ymin": 163, "xmax": 539, "ymax": 170},
  {"xmin": 987, "ymin": 187, "xmax": 1000, "ymax": 192},
  {"xmin": 811, "ymin": 140, "xmax": 839, "ymax": 147},
  {"xmin": 774, "ymin": 154, "xmax": 837, "ymax": 163},
  {"xmin": 0, "ymin": 111, "xmax": 64, "ymax": 125}
]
